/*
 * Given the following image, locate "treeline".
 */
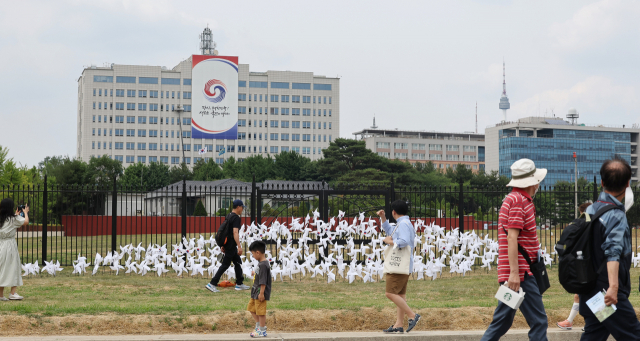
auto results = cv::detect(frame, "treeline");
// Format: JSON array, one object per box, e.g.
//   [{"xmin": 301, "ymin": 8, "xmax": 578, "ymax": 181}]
[{"xmin": 0, "ymin": 139, "xmax": 510, "ymax": 190}]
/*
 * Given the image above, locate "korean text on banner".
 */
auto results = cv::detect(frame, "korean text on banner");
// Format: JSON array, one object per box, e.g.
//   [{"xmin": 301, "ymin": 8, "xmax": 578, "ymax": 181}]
[{"xmin": 191, "ymin": 55, "xmax": 238, "ymax": 140}]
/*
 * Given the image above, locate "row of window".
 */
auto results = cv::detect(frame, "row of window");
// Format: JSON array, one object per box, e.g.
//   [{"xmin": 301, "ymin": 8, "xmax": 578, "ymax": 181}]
[
  {"xmin": 93, "ymin": 115, "xmax": 191, "ymax": 125},
  {"xmin": 93, "ymin": 75, "xmax": 190, "ymax": 85},
  {"xmin": 92, "ymin": 143, "xmax": 328, "ymax": 156},
  {"xmin": 377, "ymin": 152, "xmax": 478, "ymax": 162},
  {"xmin": 239, "ymin": 94, "xmax": 332, "ymax": 104},
  {"xmin": 93, "ymin": 103, "xmax": 191, "ymax": 112},
  {"xmin": 238, "ymin": 119, "xmax": 332, "ymax": 129},
  {"xmin": 93, "ymin": 89, "xmax": 191, "ymax": 99},
  {"xmin": 239, "ymin": 81, "xmax": 332, "ymax": 91},
  {"xmin": 239, "ymin": 107, "xmax": 332, "ymax": 117},
  {"xmin": 376, "ymin": 142, "xmax": 478, "ymax": 152}
]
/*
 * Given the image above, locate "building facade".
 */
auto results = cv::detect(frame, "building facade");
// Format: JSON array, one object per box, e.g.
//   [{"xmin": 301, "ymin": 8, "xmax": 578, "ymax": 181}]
[
  {"xmin": 485, "ymin": 117, "xmax": 640, "ymax": 185},
  {"xmin": 353, "ymin": 128, "xmax": 485, "ymax": 172},
  {"xmin": 77, "ymin": 57, "xmax": 340, "ymax": 167}
]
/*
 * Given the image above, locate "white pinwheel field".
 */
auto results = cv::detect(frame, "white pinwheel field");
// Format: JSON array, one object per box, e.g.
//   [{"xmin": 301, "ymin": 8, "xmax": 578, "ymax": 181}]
[{"xmin": 22, "ymin": 211, "xmax": 572, "ymax": 282}]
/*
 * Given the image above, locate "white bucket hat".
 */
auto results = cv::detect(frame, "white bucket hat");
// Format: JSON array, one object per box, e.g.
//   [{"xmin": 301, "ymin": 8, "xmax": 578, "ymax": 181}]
[{"xmin": 506, "ymin": 159, "xmax": 547, "ymax": 188}]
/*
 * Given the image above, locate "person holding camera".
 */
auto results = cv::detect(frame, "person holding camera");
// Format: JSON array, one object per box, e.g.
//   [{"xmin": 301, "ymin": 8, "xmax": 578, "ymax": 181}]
[{"xmin": 0, "ymin": 198, "xmax": 29, "ymax": 301}]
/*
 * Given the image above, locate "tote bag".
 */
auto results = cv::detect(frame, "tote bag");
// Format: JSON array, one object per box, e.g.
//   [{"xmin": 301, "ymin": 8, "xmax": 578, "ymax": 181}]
[{"xmin": 383, "ymin": 223, "xmax": 412, "ymax": 275}]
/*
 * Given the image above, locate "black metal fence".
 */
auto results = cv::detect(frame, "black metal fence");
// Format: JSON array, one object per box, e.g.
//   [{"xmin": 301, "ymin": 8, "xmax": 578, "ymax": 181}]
[{"xmin": 3, "ymin": 176, "xmax": 639, "ymax": 266}]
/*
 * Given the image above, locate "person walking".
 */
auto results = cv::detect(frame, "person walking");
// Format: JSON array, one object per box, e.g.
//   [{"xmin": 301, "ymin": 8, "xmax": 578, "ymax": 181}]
[
  {"xmin": 205, "ymin": 199, "xmax": 250, "ymax": 292},
  {"xmin": 481, "ymin": 159, "xmax": 548, "ymax": 341},
  {"xmin": 377, "ymin": 200, "xmax": 421, "ymax": 333},
  {"xmin": 557, "ymin": 202, "xmax": 592, "ymax": 331},
  {"xmin": 578, "ymin": 157, "xmax": 640, "ymax": 340},
  {"xmin": 0, "ymin": 199, "xmax": 29, "ymax": 301}
]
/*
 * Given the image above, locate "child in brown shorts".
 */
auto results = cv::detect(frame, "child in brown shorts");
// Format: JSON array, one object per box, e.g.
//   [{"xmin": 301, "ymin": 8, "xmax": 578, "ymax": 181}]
[{"xmin": 248, "ymin": 240, "xmax": 271, "ymax": 338}]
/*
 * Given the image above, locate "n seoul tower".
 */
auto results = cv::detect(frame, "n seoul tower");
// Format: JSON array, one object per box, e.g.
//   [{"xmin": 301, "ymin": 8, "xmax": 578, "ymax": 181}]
[{"xmin": 499, "ymin": 61, "xmax": 510, "ymax": 122}]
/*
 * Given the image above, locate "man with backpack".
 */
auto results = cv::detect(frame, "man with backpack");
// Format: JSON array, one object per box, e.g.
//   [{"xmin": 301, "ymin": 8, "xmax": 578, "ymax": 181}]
[
  {"xmin": 577, "ymin": 157, "xmax": 640, "ymax": 340},
  {"xmin": 481, "ymin": 159, "xmax": 549, "ymax": 341},
  {"xmin": 206, "ymin": 200, "xmax": 250, "ymax": 293}
]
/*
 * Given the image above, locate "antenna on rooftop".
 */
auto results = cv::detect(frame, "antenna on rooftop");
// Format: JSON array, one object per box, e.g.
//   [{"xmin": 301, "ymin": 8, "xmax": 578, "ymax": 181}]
[
  {"xmin": 371, "ymin": 115, "xmax": 378, "ymax": 129},
  {"xmin": 475, "ymin": 102, "xmax": 478, "ymax": 134},
  {"xmin": 567, "ymin": 108, "xmax": 579, "ymax": 125},
  {"xmin": 199, "ymin": 25, "xmax": 218, "ymax": 55}
]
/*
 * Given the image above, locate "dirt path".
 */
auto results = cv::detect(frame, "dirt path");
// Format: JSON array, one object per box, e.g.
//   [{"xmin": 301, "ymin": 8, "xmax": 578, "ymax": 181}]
[{"xmin": 0, "ymin": 308, "xmax": 591, "ymax": 336}]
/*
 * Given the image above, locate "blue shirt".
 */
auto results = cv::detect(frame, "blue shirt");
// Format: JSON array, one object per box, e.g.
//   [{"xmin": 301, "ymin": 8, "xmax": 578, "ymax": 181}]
[
  {"xmin": 586, "ymin": 192, "xmax": 631, "ymax": 262},
  {"xmin": 382, "ymin": 216, "xmax": 415, "ymax": 273}
]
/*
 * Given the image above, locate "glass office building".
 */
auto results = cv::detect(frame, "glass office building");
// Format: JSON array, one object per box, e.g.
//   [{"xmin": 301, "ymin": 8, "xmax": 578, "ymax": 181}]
[{"xmin": 486, "ymin": 117, "xmax": 639, "ymax": 186}]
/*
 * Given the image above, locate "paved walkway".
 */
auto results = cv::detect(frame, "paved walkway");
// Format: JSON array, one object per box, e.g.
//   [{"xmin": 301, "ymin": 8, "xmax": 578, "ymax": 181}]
[{"xmin": 0, "ymin": 329, "xmax": 614, "ymax": 341}]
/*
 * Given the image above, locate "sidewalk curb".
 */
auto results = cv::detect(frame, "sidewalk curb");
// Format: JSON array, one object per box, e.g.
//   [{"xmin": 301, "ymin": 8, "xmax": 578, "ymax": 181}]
[{"xmin": 0, "ymin": 329, "xmax": 615, "ymax": 341}]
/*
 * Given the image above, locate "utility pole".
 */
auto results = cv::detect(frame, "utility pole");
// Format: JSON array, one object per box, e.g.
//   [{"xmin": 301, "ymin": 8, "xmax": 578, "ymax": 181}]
[
  {"xmin": 573, "ymin": 152, "xmax": 578, "ymax": 218},
  {"xmin": 174, "ymin": 105, "xmax": 186, "ymax": 164}
]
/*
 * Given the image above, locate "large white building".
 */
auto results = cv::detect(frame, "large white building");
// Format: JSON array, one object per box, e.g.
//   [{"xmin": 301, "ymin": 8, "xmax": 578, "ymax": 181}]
[
  {"xmin": 77, "ymin": 57, "xmax": 339, "ymax": 167},
  {"xmin": 353, "ymin": 126, "xmax": 486, "ymax": 173}
]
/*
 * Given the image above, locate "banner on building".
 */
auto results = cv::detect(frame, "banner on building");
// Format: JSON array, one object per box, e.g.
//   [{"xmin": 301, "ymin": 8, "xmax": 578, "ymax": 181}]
[{"xmin": 191, "ymin": 55, "xmax": 238, "ymax": 140}]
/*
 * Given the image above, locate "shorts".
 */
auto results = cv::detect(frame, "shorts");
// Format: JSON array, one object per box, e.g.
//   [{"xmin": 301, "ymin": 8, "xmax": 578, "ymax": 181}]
[
  {"xmin": 385, "ymin": 274, "xmax": 410, "ymax": 295},
  {"xmin": 247, "ymin": 298, "xmax": 268, "ymax": 316}
]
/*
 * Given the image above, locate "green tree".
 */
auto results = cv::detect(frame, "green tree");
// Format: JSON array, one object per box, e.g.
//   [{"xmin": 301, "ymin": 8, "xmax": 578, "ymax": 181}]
[
  {"xmin": 445, "ymin": 163, "xmax": 474, "ymax": 184},
  {"xmin": 168, "ymin": 163, "xmax": 193, "ymax": 184},
  {"xmin": 235, "ymin": 155, "xmax": 274, "ymax": 182},
  {"xmin": 84, "ymin": 155, "xmax": 123, "ymax": 187},
  {"xmin": 336, "ymin": 168, "xmax": 390, "ymax": 184},
  {"xmin": 273, "ymin": 151, "xmax": 311, "ymax": 181},
  {"xmin": 119, "ymin": 162, "xmax": 148, "ymax": 189},
  {"xmin": 415, "ymin": 161, "xmax": 437, "ymax": 174},
  {"xmin": 317, "ymin": 138, "xmax": 384, "ymax": 180},
  {"xmin": 222, "ymin": 156, "xmax": 240, "ymax": 179},
  {"xmin": 193, "ymin": 200, "xmax": 208, "ymax": 216},
  {"xmin": 193, "ymin": 159, "xmax": 224, "ymax": 181},
  {"xmin": 145, "ymin": 161, "xmax": 172, "ymax": 190}
]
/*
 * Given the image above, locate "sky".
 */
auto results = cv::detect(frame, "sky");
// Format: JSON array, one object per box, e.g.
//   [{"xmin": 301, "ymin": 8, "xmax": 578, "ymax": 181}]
[{"xmin": 2, "ymin": 0, "xmax": 640, "ymax": 168}]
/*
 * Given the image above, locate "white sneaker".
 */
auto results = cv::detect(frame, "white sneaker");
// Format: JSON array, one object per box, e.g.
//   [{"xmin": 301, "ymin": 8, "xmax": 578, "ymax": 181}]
[
  {"xmin": 0, "ymin": 297, "xmax": 8, "ymax": 301},
  {"xmin": 205, "ymin": 284, "xmax": 220, "ymax": 293},
  {"xmin": 235, "ymin": 284, "xmax": 250, "ymax": 291},
  {"xmin": 8, "ymin": 293, "xmax": 23, "ymax": 300}
]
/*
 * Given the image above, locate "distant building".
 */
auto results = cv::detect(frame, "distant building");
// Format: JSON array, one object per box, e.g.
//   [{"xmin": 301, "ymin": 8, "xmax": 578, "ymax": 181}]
[
  {"xmin": 353, "ymin": 127, "xmax": 485, "ymax": 172},
  {"xmin": 485, "ymin": 116, "xmax": 640, "ymax": 185}
]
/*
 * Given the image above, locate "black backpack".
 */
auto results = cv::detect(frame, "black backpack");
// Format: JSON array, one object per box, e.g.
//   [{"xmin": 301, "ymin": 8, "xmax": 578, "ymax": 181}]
[
  {"xmin": 215, "ymin": 213, "xmax": 234, "ymax": 246},
  {"xmin": 556, "ymin": 205, "xmax": 621, "ymax": 294}
]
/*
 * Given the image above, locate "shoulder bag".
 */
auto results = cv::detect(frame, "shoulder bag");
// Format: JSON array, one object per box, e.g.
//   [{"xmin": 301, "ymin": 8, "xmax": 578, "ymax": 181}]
[{"xmin": 383, "ymin": 222, "xmax": 412, "ymax": 275}]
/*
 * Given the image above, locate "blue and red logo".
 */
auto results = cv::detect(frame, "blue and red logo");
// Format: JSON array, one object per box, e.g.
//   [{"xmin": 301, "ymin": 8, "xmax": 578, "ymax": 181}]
[{"xmin": 203, "ymin": 79, "xmax": 227, "ymax": 103}]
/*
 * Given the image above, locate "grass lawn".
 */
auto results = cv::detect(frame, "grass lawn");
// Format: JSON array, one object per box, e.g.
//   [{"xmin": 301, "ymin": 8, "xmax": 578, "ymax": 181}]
[{"xmin": 1, "ymin": 266, "xmax": 639, "ymax": 335}]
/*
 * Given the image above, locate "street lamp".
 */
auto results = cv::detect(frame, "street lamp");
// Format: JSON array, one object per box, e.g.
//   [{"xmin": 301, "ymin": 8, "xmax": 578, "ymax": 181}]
[
  {"xmin": 174, "ymin": 105, "xmax": 186, "ymax": 164},
  {"xmin": 573, "ymin": 152, "xmax": 578, "ymax": 218}
]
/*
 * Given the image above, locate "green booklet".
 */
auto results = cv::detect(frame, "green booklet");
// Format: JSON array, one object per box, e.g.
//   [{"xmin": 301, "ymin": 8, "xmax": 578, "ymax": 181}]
[{"xmin": 586, "ymin": 290, "xmax": 617, "ymax": 322}]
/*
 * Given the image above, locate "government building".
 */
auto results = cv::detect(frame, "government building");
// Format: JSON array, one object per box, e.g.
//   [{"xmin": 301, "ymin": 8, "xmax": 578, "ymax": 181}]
[
  {"xmin": 485, "ymin": 115, "xmax": 639, "ymax": 185},
  {"xmin": 353, "ymin": 123, "xmax": 486, "ymax": 172},
  {"xmin": 76, "ymin": 30, "xmax": 340, "ymax": 167}
]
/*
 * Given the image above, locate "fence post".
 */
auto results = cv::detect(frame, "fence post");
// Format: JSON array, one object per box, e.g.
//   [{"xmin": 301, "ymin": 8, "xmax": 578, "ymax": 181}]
[
  {"xmin": 321, "ymin": 180, "xmax": 329, "ymax": 221},
  {"xmin": 181, "ymin": 178, "xmax": 187, "ymax": 240},
  {"xmin": 42, "ymin": 175, "xmax": 48, "ymax": 262},
  {"xmin": 593, "ymin": 175, "xmax": 598, "ymax": 202},
  {"xmin": 251, "ymin": 174, "xmax": 256, "ymax": 224},
  {"xmin": 459, "ymin": 179, "xmax": 464, "ymax": 234},
  {"xmin": 388, "ymin": 176, "xmax": 395, "ymax": 222},
  {"xmin": 111, "ymin": 175, "xmax": 117, "ymax": 252}
]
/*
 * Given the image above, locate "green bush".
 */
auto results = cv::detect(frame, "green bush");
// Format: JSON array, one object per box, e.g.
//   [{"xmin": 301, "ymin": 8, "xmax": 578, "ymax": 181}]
[
  {"xmin": 193, "ymin": 200, "xmax": 207, "ymax": 216},
  {"xmin": 216, "ymin": 208, "xmax": 229, "ymax": 216}
]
